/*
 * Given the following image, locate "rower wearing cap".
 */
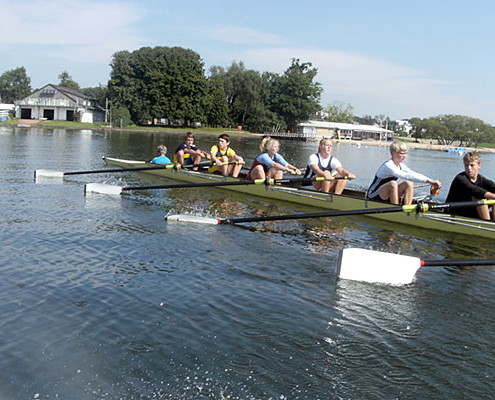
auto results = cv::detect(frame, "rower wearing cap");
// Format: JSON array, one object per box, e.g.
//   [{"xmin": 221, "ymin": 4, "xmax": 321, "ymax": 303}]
[{"xmin": 150, "ymin": 145, "xmax": 171, "ymax": 164}]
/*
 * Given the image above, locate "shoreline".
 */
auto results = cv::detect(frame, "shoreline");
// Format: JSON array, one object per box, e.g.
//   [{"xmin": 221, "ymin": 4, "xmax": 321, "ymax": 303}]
[
  {"xmin": 3, "ymin": 120, "xmax": 495, "ymax": 153},
  {"xmin": 332, "ymin": 138, "xmax": 495, "ymax": 154}
]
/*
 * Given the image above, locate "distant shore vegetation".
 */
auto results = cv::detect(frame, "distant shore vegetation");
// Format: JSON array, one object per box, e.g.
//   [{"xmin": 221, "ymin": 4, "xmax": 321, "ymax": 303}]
[{"xmin": 1, "ymin": 45, "xmax": 494, "ymax": 145}]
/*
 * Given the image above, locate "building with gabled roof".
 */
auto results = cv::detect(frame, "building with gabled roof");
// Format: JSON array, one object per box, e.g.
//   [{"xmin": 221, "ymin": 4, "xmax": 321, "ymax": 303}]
[
  {"xmin": 297, "ymin": 120, "xmax": 394, "ymax": 141},
  {"xmin": 15, "ymin": 84, "xmax": 105, "ymax": 123}
]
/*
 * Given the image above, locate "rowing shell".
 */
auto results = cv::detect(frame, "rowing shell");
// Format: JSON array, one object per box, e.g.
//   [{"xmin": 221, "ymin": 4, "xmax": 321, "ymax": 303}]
[{"xmin": 100, "ymin": 157, "xmax": 495, "ymax": 239}]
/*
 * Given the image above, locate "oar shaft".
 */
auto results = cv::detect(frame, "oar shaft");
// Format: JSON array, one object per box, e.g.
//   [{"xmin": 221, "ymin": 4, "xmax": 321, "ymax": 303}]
[
  {"xmin": 422, "ymin": 259, "xmax": 495, "ymax": 267},
  {"xmin": 221, "ymin": 205, "xmax": 405, "ymax": 224},
  {"xmin": 57, "ymin": 160, "xmax": 218, "ymax": 176},
  {"xmin": 122, "ymin": 179, "xmax": 255, "ymax": 191},
  {"xmin": 121, "ymin": 175, "xmax": 339, "ymax": 191},
  {"xmin": 63, "ymin": 166, "xmax": 171, "ymax": 175}
]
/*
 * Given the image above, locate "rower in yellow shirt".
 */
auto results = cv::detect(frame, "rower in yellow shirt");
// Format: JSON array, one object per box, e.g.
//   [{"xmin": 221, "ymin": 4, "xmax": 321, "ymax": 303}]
[{"xmin": 208, "ymin": 134, "xmax": 244, "ymax": 177}]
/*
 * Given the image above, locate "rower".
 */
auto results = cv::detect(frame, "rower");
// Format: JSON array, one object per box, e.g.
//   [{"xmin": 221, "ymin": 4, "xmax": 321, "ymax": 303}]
[
  {"xmin": 174, "ymin": 132, "xmax": 209, "ymax": 170},
  {"xmin": 208, "ymin": 134, "xmax": 244, "ymax": 177},
  {"xmin": 367, "ymin": 141, "xmax": 441, "ymax": 205},
  {"xmin": 246, "ymin": 137, "xmax": 301, "ymax": 180},
  {"xmin": 446, "ymin": 151, "xmax": 495, "ymax": 220},
  {"xmin": 150, "ymin": 145, "xmax": 171, "ymax": 164},
  {"xmin": 304, "ymin": 138, "xmax": 355, "ymax": 194}
]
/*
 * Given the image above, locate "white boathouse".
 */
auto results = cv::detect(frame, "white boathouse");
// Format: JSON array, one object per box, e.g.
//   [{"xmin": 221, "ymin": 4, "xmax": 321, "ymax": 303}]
[
  {"xmin": 297, "ymin": 120, "xmax": 394, "ymax": 141},
  {"xmin": 15, "ymin": 84, "xmax": 105, "ymax": 123}
]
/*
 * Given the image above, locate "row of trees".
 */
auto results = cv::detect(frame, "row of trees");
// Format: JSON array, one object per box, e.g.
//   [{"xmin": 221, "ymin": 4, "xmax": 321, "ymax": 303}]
[
  {"xmin": 1, "ymin": 45, "xmax": 495, "ymax": 144},
  {"xmin": 319, "ymin": 102, "xmax": 495, "ymax": 145},
  {"xmin": 107, "ymin": 46, "xmax": 322, "ymax": 132},
  {"xmin": 409, "ymin": 115, "xmax": 495, "ymax": 146}
]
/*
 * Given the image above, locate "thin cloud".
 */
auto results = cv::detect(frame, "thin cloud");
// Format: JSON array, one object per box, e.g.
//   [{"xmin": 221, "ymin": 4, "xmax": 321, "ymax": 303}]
[
  {"xmin": 0, "ymin": 0, "xmax": 144, "ymax": 63},
  {"xmin": 237, "ymin": 47, "xmax": 475, "ymax": 119},
  {"xmin": 207, "ymin": 25, "xmax": 283, "ymax": 45}
]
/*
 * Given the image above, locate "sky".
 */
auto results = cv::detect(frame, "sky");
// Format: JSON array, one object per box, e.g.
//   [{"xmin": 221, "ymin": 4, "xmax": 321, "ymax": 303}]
[{"xmin": 1, "ymin": 0, "xmax": 495, "ymax": 124}]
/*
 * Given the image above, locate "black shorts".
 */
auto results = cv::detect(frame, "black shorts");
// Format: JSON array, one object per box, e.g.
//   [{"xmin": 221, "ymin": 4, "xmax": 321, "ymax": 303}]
[{"xmin": 367, "ymin": 194, "xmax": 390, "ymax": 204}]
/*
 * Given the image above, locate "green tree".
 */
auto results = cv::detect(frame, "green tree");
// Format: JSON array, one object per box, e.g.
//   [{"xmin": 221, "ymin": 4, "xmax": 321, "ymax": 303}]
[
  {"xmin": 108, "ymin": 46, "xmax": 207, "ymax": 125},
  {"xmin": 58, "ymin": 71, "xmax": 81, "ymax": 91},
  {"xmin": 210, "ymin": 62, "xmax": 278, "ymax": 132},
  {"xmin": 355, "ymin": 115, "xmax": 376, "ymax": 125},
  {"xmin": 0, "ymin": 67, "xmax": 32, "ymax": 103},
  {"xmin": 409, "ymin": 114, "xmax": 495, "ymax": 146},
  {"xmin": 82, "ymin": 84, "xmax": 108, "ymax": 108},
  {"xmin": 437, "ymin": 114, "xmax": 490, "ymax": 147},
  {"xmin": 270, "ymin": 59, "xmax": 322, "ymax": 131},
  {"xmin": 111, "ymin": 105, "xmax": 132, "ymax": 128},
  {"xmin": 324, "ymin": 102, "xmax": 354, "ymax": 123},
  {"xmin": 203, "ymin": 75, "xmax": 229, "ymax": 127}
]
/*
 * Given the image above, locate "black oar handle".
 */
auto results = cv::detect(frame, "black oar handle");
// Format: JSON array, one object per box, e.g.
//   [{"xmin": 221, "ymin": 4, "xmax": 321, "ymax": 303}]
[
  {"xmin": 422, "ymin": 259, "xmax": 495, "ymax": 267},
  {"xmin": 221, "ymin": 205, "xmax": 405, "ymax": 224},
  {"xmin": 429, "ymin": 200, "xmax": 490, "ymax": 211}
]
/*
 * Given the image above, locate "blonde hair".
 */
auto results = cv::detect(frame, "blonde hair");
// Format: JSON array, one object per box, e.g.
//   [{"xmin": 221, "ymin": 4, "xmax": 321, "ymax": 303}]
[
  {"xmin": 260, "ymin": 137, "xmax": 279, "ymax": 152},
  {"xmin": 463, "ymin": 151, "xmax": 481, "ymax": 164},
  {"xmin": 389, "ymin": 141, "xmax": 407, "ymax": 154},
  {"xmin": 157, "ymin": 145, "xmax": 167, "ymax": 153}
]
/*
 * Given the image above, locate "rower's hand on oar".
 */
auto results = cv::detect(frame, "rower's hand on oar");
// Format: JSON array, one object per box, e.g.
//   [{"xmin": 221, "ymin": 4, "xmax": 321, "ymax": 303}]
[
  {"xmin": 287, "ymin": 168, "xmax": 301, "ymax": 175},
  {"xmin": 428, "ymin": 179, "xmax": 442, "ymax": 196},
  {"xmin": 347, "ymin": 173, "xmax": 356, "ymax": 180}
]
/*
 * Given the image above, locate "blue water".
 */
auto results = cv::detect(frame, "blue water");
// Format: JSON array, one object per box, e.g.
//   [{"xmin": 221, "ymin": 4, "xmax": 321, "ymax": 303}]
[{"xmin": 1, "ymin": 126, "xmax": 494, "ymax": 399}]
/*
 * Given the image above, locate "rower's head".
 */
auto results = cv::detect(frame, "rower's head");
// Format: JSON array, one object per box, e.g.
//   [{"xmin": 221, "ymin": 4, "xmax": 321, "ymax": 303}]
[
  {"xmin": 390, "ymin": 141, "xmax": 408, "ymax": 163},
  {"xmin": 218, "ymin": 134, "xmax": 230, "ymax": 150},
  {"xmin": 185, "ymin": 132, "xmax": 195, "ymax": 146},
  {"xmin": 463, "ymin": 151, "xmax": 482, "ymax": 180},
  {"xmin": 260, "ymin": 137, "xmax": 280, "ymax": 154},
  {"xmin": 157, "ymin": 145, "xmax": 167, "ymax": 154},
  {"xmin": 319, "ymin": 138, "xmax": 333, "ymax": 154}
]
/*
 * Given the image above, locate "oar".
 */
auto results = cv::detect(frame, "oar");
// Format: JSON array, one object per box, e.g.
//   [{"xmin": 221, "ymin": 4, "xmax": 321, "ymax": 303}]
[
  {"xmin": 165, "ymin": 199, "xmax": 495, "ymax": 225},
  {"xmin": 336, "ymin": 248, "xmax": 495, "ymax": 285},
  {"xmin": 84, "ymin": 176, "xmax": 349, "ymax": 196},
  {"xmin": 34, "ymin": 161, "xmax": 217, "ymax": 179}
]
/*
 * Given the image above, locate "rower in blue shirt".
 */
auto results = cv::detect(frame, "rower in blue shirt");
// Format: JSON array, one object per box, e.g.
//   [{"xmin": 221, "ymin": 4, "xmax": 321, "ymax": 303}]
[{"xmin": 150, "ymin": 145, "xmax": 171, "ymax": 164}]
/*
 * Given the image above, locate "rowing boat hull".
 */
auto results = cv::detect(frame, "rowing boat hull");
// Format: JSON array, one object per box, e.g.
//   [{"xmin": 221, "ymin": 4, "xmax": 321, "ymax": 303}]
[{"xmin": 102, "ymin": 157, "xmax": 495, "ymax": 239}]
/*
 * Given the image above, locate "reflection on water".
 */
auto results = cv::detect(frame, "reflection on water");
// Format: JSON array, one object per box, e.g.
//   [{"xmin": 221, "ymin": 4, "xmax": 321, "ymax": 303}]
[{"xmin": 1, "ymin": 126, "xmax": 495, "ymax": 399}]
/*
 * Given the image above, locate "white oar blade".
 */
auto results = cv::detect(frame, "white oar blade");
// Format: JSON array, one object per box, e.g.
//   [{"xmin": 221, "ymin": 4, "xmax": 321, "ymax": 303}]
[
  {"xmin": 337, "ymin": 248, "xmax": 421, "ymax": 285},
  {"xmin": 165, "ymin": 214, "xmax": 219, "ymax": 225},
  {"xmin": 84, "ymin": 183, "xmax": 123, "ymax": 196},
  {"xmin": 35, "ymin": 169, "xmax": 64, "ymax": 179}
]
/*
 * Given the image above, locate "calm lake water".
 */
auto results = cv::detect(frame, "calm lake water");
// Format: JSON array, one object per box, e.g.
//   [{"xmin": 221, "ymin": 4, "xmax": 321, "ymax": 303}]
[{"xmin": 1, "ymin": 126, "xmax": 495, "ymax": 399}]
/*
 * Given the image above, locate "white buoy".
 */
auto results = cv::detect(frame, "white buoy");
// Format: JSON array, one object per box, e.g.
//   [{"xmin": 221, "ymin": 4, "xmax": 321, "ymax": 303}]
[{"xmin": 336, "ymin": 248, "xmax": 422, "ymax": 285}]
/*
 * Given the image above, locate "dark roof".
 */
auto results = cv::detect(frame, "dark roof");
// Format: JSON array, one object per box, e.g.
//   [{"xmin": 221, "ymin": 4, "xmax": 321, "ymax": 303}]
[{"xmin": 49, "ymin": 84, "xmax": 91, "ymax": 101}]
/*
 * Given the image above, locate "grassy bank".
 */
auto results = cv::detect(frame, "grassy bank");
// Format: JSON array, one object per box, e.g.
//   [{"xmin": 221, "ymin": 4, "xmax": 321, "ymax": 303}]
[{"xmin": 0, "ymin": 119, "xmax": 258, "ymax": 136}]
